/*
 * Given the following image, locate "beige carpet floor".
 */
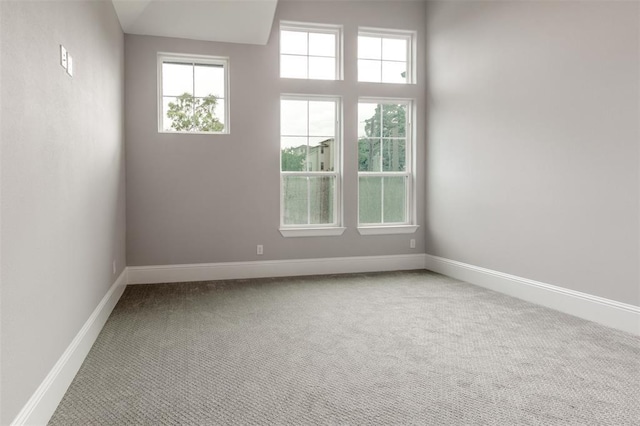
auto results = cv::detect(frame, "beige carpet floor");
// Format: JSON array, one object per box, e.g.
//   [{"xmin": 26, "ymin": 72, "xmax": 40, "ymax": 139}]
[{"xmin": 49, "ymin": 270, "xmax": 640, "ymax": 425}]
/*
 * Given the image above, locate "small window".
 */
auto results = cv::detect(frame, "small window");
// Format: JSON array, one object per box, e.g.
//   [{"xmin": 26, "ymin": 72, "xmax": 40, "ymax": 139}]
[
  {"xmin": 358, "ymin": 100, "xmax": 414, "ymax": 229},
  {"xmin": 158, "ymin": 53, "xmax": 229, "ymax": 133},
  {"xmin": 280, "ymin": 96, "xmax": 343, "ymax": 236},
  {"xmin": 280, "ymin": 22, "xmax": 342, "ymax": 80},
  {"xmin": 358, "ymin": 29, "xmax": 415, "ymax": 84}
]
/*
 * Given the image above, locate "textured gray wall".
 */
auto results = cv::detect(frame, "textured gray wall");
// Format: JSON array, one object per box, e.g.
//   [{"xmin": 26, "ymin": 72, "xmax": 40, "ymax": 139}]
[
  {"xmin": 0, "ymin": 1, "xmax": 125, "ymax": 423},
  {"xmin": 125, "ymin": 0, "xmax": 426, "ymax": 266},
  {"xmin": 426, "ymin": 1, "xmax": 640, "ymax": 306}
]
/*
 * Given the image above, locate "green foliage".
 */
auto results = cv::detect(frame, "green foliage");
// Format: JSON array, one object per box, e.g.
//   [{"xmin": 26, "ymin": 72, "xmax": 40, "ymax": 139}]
[
  {"xmin": 359, "ymin": 104, "xmax": 406, "ymax": 171},
  {"xmin": 166, "ymin": 93, "xmax": 224, "ymax": 132},
  {"xmin": 363, "ymin": 103, "xmax": 406, "ymax": 138},
  {"xmin": 281, "ymin": 147, "xmax": 305, "ymax": 171}
]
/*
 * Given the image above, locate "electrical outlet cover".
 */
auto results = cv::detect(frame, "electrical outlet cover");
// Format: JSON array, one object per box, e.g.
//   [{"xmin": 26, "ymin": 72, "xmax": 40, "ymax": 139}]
[
  {"xmin": 66, "ymin": 54, "xmax": 73, "ymax": 76},
  {"xmin": 60, "ymin": 45, "xmax": 68, "ymax": 69}
]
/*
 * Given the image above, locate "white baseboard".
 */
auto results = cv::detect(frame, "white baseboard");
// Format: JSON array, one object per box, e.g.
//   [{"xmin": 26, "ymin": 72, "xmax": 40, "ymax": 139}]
[
  {"xmin": 127, "ymin": 254, "xmax": 426, "ymax": 285},
  {"xmin": 11, "ymin": 270, "xmax": 127, "ymax": 426},
  {"xmin": 425, "ymin": 254, "xmax": 640, "ymax": 336}
]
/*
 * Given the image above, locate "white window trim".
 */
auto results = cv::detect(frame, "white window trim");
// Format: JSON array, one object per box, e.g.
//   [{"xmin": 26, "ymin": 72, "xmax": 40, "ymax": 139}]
[
  {"xmin": 279, "ymin": 94, "xmax": 343, "ymax": 236},
  {"xmin": 157, "ymin": 52, "xmax": 230, "ymax": 134},
  {"xmin": 358, "ymin": 27, "xmax": 416, "ymax": 85},
  {"xmin": 280, "ymin": 21, "xmax": 344, "ymax": 81},
  {"xmin": 357, "ymin": 98, "xmax": 416, "ymax": 234},
  {"xmin": 357, "ymin": 225, "xmax": 419, "ymax": 236},
  {"xmin": 279, "ymin": 227, "xmax": 347, "ymax": 238}
]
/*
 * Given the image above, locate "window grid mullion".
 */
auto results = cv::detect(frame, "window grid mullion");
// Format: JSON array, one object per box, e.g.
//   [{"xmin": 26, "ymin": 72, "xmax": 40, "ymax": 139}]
[
  {"xmin": 306, "ymin": 100, "xmax": 311, "ymax": 225},
  {"xmin": 307, "ymin": 176, "xmax": 311, "ymax": 225},
  {"xmin": 306, "ymin": 32, "xmax": 310, "ymax": 79}
]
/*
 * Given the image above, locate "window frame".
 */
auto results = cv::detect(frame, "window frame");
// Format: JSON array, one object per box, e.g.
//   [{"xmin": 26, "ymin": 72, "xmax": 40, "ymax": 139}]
[
  {"xmin": 357, "ymin": 27, "xmax": 416, "ymax": 85},
  {"xmin": 280, "ymin": 21, "xmax": 343, "ymax": 81},
  {"xmin": 279, "ymin": 94, "xmax": 345, "ymax": 237},
  {"xmin": 357, "ymin": 98, "xmax": 418, "ymax": 235},
  {"xmin": 157, "ymin": 52, "xmax": 230, "ymax": 134}
]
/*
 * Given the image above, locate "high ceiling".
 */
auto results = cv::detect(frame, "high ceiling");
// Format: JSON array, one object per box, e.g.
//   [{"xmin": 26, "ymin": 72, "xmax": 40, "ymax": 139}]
[{"xmin": 111, "ymin": 0, "xmax": 279, "ymax": 45}]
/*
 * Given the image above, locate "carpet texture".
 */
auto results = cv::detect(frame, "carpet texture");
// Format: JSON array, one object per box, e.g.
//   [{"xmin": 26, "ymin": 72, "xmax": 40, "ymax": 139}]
[{"xmin": 49, "ymin": 270, "xmax": 639, "ymax": 425}]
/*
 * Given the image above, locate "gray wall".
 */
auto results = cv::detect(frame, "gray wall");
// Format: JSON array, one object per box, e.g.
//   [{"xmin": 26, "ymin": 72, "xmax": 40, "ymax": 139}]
[
  {"xmin": 0, "ymin": 1, "xmax": 125, "ymax": 423},
  {"xmin": 425, "ymin": 1, "xmax": 639, "ymax": 306},
  {"xmin": 125, "ymin": 0, "xmax": 426, "ymax": 266}
]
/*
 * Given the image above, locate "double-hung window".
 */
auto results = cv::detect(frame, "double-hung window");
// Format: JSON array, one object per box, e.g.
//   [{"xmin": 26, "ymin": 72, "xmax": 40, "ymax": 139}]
[
  {"xmin": 158, "ymin": 53, "xmax": 229, "ymax": 133},
  {"xmin": 280, "ymin": 96, "xmax": 344, "ymax": 237},
  {"xmin": 358, "ymin": 99, "xmax": 417, "ymax": 234}
]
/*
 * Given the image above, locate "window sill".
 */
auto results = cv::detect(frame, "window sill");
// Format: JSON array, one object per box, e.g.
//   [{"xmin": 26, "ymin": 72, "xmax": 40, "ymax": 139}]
[
  {"xmin": 357, "ymin": 225, "xmax": 419, "ymax": 236},
  {"xmin": 279, "ymin": 227, "xmax": 346, "ymax": 238}
]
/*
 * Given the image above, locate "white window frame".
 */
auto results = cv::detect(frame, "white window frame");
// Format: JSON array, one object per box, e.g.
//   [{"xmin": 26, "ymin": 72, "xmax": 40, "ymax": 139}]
[
  {"xmin": 279, "ymin": 94, "xmax": 345, "ymax": 237},
  {"xmin": 357, "ymin": 27, "xmax": 416, "ymax": 85},
  {"xmin": 357, "ymin": 98, "xmax": 418, "ymax": 235},
  {"xmin": 157, "ymin": 52, "xmax": 230, "ymax": 134},
  {"xmin": 280, "ymin": 21, "xmax": 343, "ymax": 81}
]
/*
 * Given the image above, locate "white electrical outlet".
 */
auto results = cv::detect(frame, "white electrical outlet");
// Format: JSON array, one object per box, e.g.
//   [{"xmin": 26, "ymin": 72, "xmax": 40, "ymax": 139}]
[
  {"xmin": 410, "ymin": 239, "xmax": 416, "ymax": 249},
  {"xmin": 257, "ymin": 245, "xmax": 263, "ymax": 255},
  {"xmin": 60, "ymin": 45, "xmax": 68, "ymax": 69}
]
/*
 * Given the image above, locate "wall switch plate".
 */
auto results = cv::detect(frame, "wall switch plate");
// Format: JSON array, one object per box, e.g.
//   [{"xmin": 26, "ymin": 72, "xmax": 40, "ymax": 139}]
[
  {"xmin": 257, "ymin": 245, "xmax": 263, "ymax": 255},
  {"xmin": 112, "ymin": 260, "xmax": 116, "ymax": 274},
  {"xmin": 60, "ymin": 45, "xmax": 68, "ymax": 69},
  {"xmin": 410, "ymin": 239, "xmax": 416, "ymax": 249},
  {"xmin": 66, "ymin": 54, "xmax": 73, "ymax": 77}
]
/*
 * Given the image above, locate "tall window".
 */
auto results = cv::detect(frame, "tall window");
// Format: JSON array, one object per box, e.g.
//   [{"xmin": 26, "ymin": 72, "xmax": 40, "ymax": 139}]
[
  {"xmin": 358, "ymin": 29, "xmax": 415, "ymax": 84},
  {"xmin": 358, "ymin": 100, "xmax": 415, "ymax": 231},
  {"xmin": 280, "ymin": 22, "xmax": 342, "ymax": 80},
  {"xmin": 280, "ymin": 96, "xmax": 343, "ymax": 236},
  {"xmin": 158, "ymin": 53, "xmax": 229, "ymax": 133}
]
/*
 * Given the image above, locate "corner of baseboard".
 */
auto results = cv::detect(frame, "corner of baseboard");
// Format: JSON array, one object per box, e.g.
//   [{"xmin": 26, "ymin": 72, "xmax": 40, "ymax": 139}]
[{"xmin": 424, "ymin": 254, "xmax": 640, "ymax": 336}]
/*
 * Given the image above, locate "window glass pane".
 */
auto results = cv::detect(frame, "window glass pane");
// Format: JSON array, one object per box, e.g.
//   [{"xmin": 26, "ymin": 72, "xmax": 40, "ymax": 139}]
[
  {"xmin": 162, "ymin": 97, "xmax": 183, "ymax": 131},
  {"xmin": 281, "ymin": 30, "xmax": 308, "ymax": 55},
  {"xmin": 163, "ymin": 96, "xmax": 198, "ymax": 132},
  {"xmin": 381, "ymin": 103, "xmax": 407, "ymax": 137},
  {"xmin": 358, "ymin": 36, "xmax": 381, "ymax": 60},
  {"xmin": 281, "ymin": 100, "xmax": 308, "ymax": 136},
  {"xmin": 308, "ymin": 137, "xmax": 334, "ymax": 172},
  {"xmin": 358, "ymin": 103, "xmax": 378, "ymax": 138},
  {"xmin": 383, "ymin": 177, "xmax": 407, "ymax": 223},
  {"xmin": 281, "ymin": 137, "xmax": 307, "ymax": 172},
  {"xmin": 358, "ymin": 138, "xmax": 381, "ymax": 172},
  {"xmin": 382, "ymin": 139, "xmax": 406, "ymax": 172},
  {"xmin": 282, "ymin": 176, "xmax": 309, "ymax": 225},
  {"xmin": 381, "ymin": 61, "xmax": 407, "ymax": 84},
  {"xmin": 309, "ymin": 176, "xmax": 334, "ymax": 224},
  {"xmin": 358, "ymin": 59, "xmax": 381, "ymax": 83},
  {"xmin": 214, "ymin": 99, "xmax": 226, "ymax": 129},
  {"xmin": 308, "ymin": 56, "xmax": 335, "ymax": 80},
  {"xmin": 382, "ymin": 38, "xmax": 407, "ymax": 61},
  {"xmin": 308, "ymin": 101, "xmax": 335, "ymax": 137},
  {"xmin": 309, "ymin": 32, "xmax": 335, "ymax": 57},
  {"xmin": 162, "ymin": 62, "xmax": 193, "ymax": 96},
  {"xmin": 281, "ymin": 55, "xmax": 308, "ymax": 79},
  {"xmin": 359, "ymin": 176, "xmax": 382, "ymax": 224},
  {"xmin": 194, "ymin": 64, "xmax": 224, "ymax": 98}
]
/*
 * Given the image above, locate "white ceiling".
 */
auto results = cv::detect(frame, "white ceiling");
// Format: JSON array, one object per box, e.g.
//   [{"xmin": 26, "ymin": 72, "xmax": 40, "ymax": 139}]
[{"xmin": 111, "ymin": 0, "xmax": 279, "ymax": 45}]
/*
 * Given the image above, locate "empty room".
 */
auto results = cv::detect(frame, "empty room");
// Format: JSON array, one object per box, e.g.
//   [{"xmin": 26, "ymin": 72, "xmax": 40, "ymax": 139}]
[{"xmin": 1, "ymin": 0, "xmax": 638, "ymax": 424}]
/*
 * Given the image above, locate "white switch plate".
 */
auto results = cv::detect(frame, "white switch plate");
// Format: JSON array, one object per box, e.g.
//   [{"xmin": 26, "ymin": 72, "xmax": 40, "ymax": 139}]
[
  {"xmin": 60, "ymin": 45, "xmax": 67, "ymax": 69},
  {"xmin": 257, "ymin": 245, "xmax": 263, "ymax": 255},
  {"xmin": 410, "ymin": 239, "xmax": 416, "ymax": 249},
  {"xmin": 66, "ymin": 54, "xmax": 73, "ymax": 77}
]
